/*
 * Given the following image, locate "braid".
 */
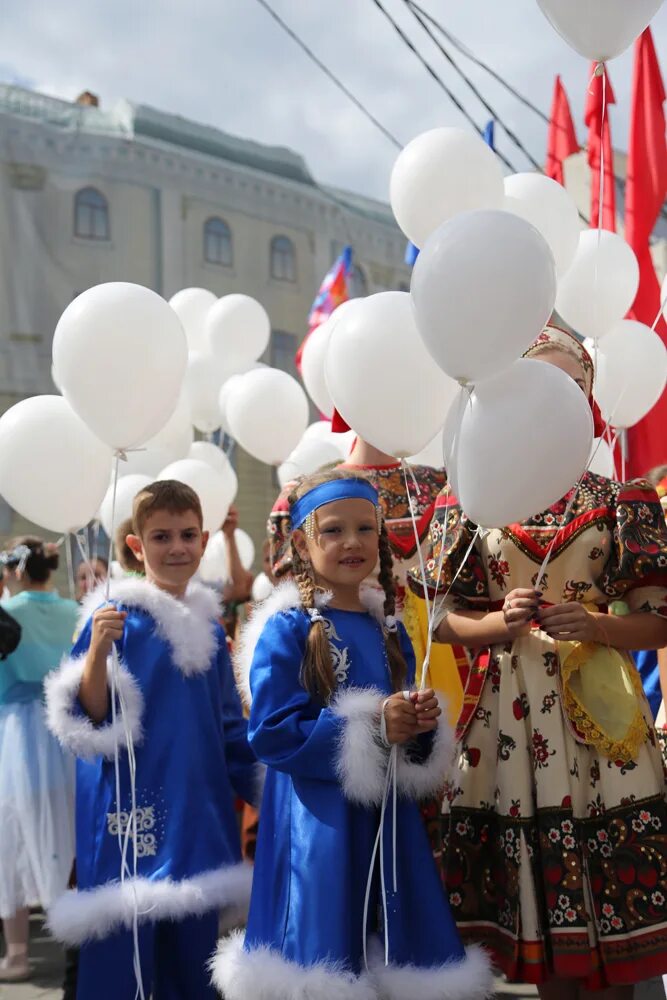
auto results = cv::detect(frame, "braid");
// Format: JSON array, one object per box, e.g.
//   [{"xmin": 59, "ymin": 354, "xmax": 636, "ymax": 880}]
[
  {"xmin": 377, "ymin": 525, "xmax": 408, "ymax": 692},
  {"xmin": 291, "ymin": 543, "xmax": 337, "ymax": 702}
]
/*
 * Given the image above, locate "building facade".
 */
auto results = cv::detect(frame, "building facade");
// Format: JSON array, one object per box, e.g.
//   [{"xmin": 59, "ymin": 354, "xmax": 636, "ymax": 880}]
[{"xmin": 0, "ymin": 83, "xmax": 411, "ymax": 560}]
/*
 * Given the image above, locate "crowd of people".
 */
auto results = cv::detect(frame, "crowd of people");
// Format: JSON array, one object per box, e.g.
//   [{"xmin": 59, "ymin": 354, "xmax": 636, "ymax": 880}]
[{"xmin": 0, "ymin": 326, "xmax": 666, "ymax": 1000}]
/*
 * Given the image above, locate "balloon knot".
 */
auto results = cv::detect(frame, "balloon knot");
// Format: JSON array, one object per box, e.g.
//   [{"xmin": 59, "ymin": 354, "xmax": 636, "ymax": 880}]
[
  {"xmin": 456, "ymin": 377, "xmax": 470, "ymax": 388},
  {"xmin": 594, "ymin": 62, "xmax": 605, "ymax": 77}
]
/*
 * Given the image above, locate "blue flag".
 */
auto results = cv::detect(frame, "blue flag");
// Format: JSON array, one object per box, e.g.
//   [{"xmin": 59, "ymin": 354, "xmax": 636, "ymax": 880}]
[{"xmin": 483, "ymin": 120, "xmax": 495, "ymax": 149}]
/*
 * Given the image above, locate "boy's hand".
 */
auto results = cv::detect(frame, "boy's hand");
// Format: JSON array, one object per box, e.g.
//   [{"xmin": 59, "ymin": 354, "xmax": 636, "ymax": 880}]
[
  {"xmin": 382, "ymin": 691, "xmax": 418, "ymax": 745},
  {"xmin": 90, "ymin": 606, "xmax": 126, "ymax": 658},
  {"xmin": 222, "ymin": 506, "xmax": 239, "ymax": 538},
  {"xmin": 410, "ymin": 688, "xmax": 442, "ymax": 731}
]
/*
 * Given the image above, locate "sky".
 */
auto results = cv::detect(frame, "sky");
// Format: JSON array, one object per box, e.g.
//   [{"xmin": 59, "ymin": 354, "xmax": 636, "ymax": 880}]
[{"xmin": 2, "ymin": 0, "xmax": 667, "ymax": 202}]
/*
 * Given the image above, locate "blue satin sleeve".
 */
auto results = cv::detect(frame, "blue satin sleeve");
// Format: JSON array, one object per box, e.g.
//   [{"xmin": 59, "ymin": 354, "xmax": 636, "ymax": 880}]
[
  {"xmin": 216, "ymin": 631, "xmax": 257, "ymax": 802},
  {"xmin": 248, "ymin": 611, "xmax": 342, "ymax": 782}
]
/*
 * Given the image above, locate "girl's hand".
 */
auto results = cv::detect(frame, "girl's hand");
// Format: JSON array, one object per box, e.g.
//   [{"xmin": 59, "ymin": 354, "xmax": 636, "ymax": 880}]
[
  {"xmin": 410, "ymin": 688, "xmax": 442, "ymax": 731},
  {"xmin": 382, "ymin": 692, "xmax": 418, "ymax": 745},
  {"xmin": 538, "ymin": 603, "xmax": 602, "ymax": 642},
  {"xmin": 90, "ymin": 606, "xmax": 126, "ymax": 658},
  {"xmin": 502, "ymin": 588, "xmax": 541, "ymax": 638}
]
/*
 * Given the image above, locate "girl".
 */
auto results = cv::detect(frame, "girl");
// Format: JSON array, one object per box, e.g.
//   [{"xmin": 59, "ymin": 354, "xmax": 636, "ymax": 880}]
[
  {"xmin": 0, "ymin": 538, "xmax": 77, "ymax": 982},
  {"xmin": 212, "ymin": 470, "xmax": 492, "ymax": 999},
  {"xmin": 410, "ymin": 327, "xmax": 667, "ymax": 998}
]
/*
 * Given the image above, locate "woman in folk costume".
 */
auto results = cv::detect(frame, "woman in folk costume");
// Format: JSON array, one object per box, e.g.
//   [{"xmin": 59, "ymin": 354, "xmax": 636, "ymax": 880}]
[
  {"xmin": 267, "ymin": 433, "xmax": 467, "ymax": 720},
  {"xmin": 409, "ymin": 326, "xmax": 667, "ymax": 998},
  {"xmin": 213, "ymin": 469, "xmax": 493, "ymax": 1000}
]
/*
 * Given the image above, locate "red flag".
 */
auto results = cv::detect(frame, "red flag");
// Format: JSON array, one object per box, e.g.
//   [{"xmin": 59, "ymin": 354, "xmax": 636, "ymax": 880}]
[
  {"xmin": 585, "ymin": 65, "xmax": 617, "ymax": 232},
  {"xmin": 625, "ymin": 28, "xmax": 667, "ymax": 477},
  {"xmin": 545, "ymin": 76, "xmax": 579, "ymax": 185}
]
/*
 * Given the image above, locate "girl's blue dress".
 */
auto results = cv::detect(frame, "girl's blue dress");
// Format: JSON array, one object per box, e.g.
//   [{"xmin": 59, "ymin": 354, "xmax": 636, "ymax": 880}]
[{"xmin": 212, "ymin": 581, "xmax": 493, "ymax": 1000}]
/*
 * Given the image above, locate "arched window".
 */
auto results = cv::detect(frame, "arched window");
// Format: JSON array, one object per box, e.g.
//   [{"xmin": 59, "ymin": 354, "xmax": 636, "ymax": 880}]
[
  {"xmin": 204, "ymin": 217, "xmax": 233, "ymax": 267},
  {"xmin": 348, "ymin": 263, "xmax": 368, "ymax": 298},
  {"xmin": 270, "ymin": 235, "xmax": 296, "ymax": 282},
  {"xmin": 74, "ymin": 187, "xmax": 110, "ymax": 240}
]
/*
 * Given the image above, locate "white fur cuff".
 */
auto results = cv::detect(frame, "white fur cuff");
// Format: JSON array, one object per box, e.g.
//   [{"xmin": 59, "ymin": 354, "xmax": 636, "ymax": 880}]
[
  {"xmin": 331, "ymin": 687, "xmax": 387, "ymax": 806},
  {"xmin": 370, "ymin": 943, "xmax": 493, "ymax": 1000},
  {"xmin": 48, "ymin": 863, "xmax": 253, "ymax": 945},
  {"xmin": 210, "ymin": 931, "xmax": 376, "ymax": 1000},
  {"xmin": 395, "ymin": 693, "xmax": 455, "ymax": 800},
  {"xmin": 45, "ymin": 655, "xmax": 144, "ymax": 762}
]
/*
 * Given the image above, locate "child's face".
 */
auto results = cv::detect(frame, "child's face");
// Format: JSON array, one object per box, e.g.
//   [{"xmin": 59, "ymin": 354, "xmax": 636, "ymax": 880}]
[
  {"xmin": 294, "ymin": 498, "xmax": 379, "ymax": 592},
  {"xmin": 127, "ymin": 509, "xmax": 208, "ymax": 597}
]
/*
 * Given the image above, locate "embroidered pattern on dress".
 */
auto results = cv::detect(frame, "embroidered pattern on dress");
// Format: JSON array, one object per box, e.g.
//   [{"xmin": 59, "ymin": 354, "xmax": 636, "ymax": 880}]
[
  {"xmin": 322, "ymin": 618, "xmax": 350, "ymax": 684},
  {"xmin": 107, "ymin": 805, "xmax": 158, "ymax": 858}
]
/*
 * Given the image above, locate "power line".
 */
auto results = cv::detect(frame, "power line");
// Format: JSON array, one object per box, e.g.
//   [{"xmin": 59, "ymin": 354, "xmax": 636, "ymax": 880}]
[
  {"xmin": 253, "ymin": 0, "xmax": 402, "ymax": 150},
  {"xmin": 367, "ymin": 0, "xmax": 522, "ymax": 175},
  {"xmin": 402, "ymin": 0, "xmax": 545, "ymax": 173},
  {"xmin": 406, "ymin": 0, "xmax": 550, "ymax": 125}
]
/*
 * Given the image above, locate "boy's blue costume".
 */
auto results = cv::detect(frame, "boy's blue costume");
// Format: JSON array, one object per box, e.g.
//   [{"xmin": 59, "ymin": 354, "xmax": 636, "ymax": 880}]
[
  {"xmin": 45, "ymin": 578, "xmax": 259, "ymax": 1000},
  {"xmin": 212, "ymin": 581, "xmax": 493, "ymax": 1000}
]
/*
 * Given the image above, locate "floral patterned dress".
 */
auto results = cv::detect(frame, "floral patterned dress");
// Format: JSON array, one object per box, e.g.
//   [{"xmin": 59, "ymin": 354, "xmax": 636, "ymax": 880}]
[{"xmin": 410, "ymin": 472, "xmax": 667, "ymax": 988}]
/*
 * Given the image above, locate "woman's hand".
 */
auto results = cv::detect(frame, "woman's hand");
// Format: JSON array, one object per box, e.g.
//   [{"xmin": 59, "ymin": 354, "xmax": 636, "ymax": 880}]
[
  {"xmin": 382, "ymin": 692, "xmax": 418, "ymax": 745},
  {"xmin": 90, "ymin": 606, "xmax": 126, "ymax": 659},
  {"xmin": 502, "ymin": 588, "xmax": 540, "ymax": 638},
  {"xmin": 538, "ymin": 602, "xmax": 602, "ymax": 642},
  {"xmin": 410, "ymin": 688, "xmax": 442, "ymax": 731}
]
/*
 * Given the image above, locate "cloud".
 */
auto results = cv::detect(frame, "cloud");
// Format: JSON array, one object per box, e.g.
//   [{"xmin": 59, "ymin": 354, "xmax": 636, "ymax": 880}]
[{"xmin": 1, "ymin": 0, "xmax": 665, "ymax": 201}]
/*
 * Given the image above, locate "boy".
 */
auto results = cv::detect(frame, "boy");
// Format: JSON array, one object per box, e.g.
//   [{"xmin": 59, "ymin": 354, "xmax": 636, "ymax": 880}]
[{"xmin": 45, "ymin": 481, "xmax": 259, "ymax": 1000}]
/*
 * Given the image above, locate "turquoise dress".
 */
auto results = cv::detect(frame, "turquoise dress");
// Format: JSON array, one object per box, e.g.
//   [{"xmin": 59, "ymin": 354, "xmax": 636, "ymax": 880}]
[{"xmin": 0, "ymin": 590, "xmax": 77, "ymax": 916}]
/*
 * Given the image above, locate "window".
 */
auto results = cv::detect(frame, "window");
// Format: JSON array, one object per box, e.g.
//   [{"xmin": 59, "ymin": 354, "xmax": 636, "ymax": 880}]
[
  {"xmin": 271, "ymin": 330, "xmax": 298, "ymax": 380},
  {"xmin": 74, "ymin": 187, "xmax": 110, "ymax": 240},
  {"xmin": 270, "ymin": 235, "xmax": 296, "ymax": 282},
  {"xmin": 348, "ymin": 264, "xmax": 368, "ymax": 298},
  {"xmin": 204, "ymin": 217, "xmax": 233, "ymax": 267}
]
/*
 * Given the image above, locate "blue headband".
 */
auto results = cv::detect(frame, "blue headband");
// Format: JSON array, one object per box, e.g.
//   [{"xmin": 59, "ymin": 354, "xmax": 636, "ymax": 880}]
[{"xmin": 290, "ymin": 480, "xmax": 379, "ymax": 531}]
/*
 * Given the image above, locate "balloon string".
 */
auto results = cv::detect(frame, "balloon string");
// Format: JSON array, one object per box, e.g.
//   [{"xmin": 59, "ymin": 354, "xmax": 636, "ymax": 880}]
[{"xmin": 431, "ymin": 524, "xmax": 482, "ymax": 632}]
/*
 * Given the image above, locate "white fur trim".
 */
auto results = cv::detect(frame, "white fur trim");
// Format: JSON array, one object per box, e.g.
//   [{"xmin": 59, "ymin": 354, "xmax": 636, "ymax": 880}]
[
  {"xmin": 80, "ymin": 578, "xmax": 221, "ymax": 676},
  {"xmin": 47, "ymin": 862, "xmax": 253, "ymax": 945},
  {"xmin": 331, "ymin": 687, "xmax": 387, "ymax": 805},
  {"xmin": 210, "ymin": 930, "xmax": 376, "ymax": 1000},
  {"xmin": 44, "ymin": 655, "xmax": 143, "ymax": 761},
  {"xmin": 369, "ymin": 943, "xmax": 493, "ymax": 1000},
  {"xmin": 395, "ymin": 692, "xmax": 455, "ymax": 800},
  {"xmin": 235, "ymin": 582, "xmax": 384, "ymax": 707}
]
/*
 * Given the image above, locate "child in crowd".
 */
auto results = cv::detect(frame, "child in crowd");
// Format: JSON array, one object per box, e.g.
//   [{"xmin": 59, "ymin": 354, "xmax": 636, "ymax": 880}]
[
  {"xmin": 212, "ymin": 470, "xmax": 492, "ymax": 1000},
  {"xmin": 75, "ymin": 556, "xmax": 109, "ymax": 603},
  {"xmin": 0, "ymin": 539, "xmax": 77, "ymax": 983},
  {"xmin": 45, "ymin": 481, "xmax": 259, "ymax": 1000}
]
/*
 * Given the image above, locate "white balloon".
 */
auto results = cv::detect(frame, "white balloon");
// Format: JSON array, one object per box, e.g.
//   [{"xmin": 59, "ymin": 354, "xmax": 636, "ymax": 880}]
[
  {"xmin": 302, "ymin": 421, "xmax": 355, "ymax": 459},
  {"xmin": 0, "ymin": 396, "xmax": 112, "ymax": 533},
  {"xmin": 53, "ymin": 282, "xmax": 188, "ymax": 451},
  {"xmin": 390, "ymin": 127, "xmax": 504, "ymax": 248},
  {"xmin": 594, "ymin": 320, "xmax": 667, "ymax": 428},
  {"xmin": 158, "ymin": 459, "xmax": 235, "ymax": 534},
  {"xmin": 325, "ymin": 291, "xmax": 458, "ymax": 457},
  {"xmin": 206, "ymin": 294, "xmax": 270, "ymax": 370},
  {"xmin": 408, "ymin": 428, "xmax": 446, "ymax": 469},
  {"xmin": 277, "ymin": 438, "xmax": 342, "ymax": 488},
  {"xmin": 252, "ymin": 572, "xmax": 274, "ymax": 603},
  {"xmin": 199, "ymin": 528, "xmax": 255, "ymax": 584},
  {"xmin": 169, "ymin": 287, "xmax": 217, "ymax": 353},
  {"xmin": 118, "ymin": 395, "xmax": 194, "ymax": 478},
  {"xmin": 99, "ymin": 474, "xmax": 153, "ymax": 537},
  {"xmin": 301, "ymin": 322, "xmax": 335, "ymax": 418},
  {"xmin": 556, "ymin": 230, "xmax": 639, "ymax": 340},
  {"xmin": 226, "ymin": 368, "xmax": 309, "ymax": 465},
  {"xmin": 536, "ymin": 0, "xmax": 662, "ymax": 61},
  {"xmin": 503, "ymin": 173, "xmax": 580, "ymax": 277},
  {"xmin": 412, "ymin": 210, "xmax": 557, "ymax": 384},
  {"xmin": 588, "ymin": 437, "xmax": 615, "ymax": 478},
  {"xmin": 445, "ymin": 359, "xmax": 593, "ymax": 527},
  {"xmin": 184, "ymin": 352, "xmax": 227, "ymax": 433},
  {"xmin": 188, "ymin": 441, "xmax": 238, "ymax": 502},
  {"xmin": 218, "ymin": 374, "xmax": 244, "ymax": 436}
]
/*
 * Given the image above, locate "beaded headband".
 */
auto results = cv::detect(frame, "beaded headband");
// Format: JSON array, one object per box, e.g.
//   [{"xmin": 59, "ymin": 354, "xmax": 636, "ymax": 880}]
[{"xmin": 290, "ymin": 479, "xmax": 381, "ymax": 537}]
